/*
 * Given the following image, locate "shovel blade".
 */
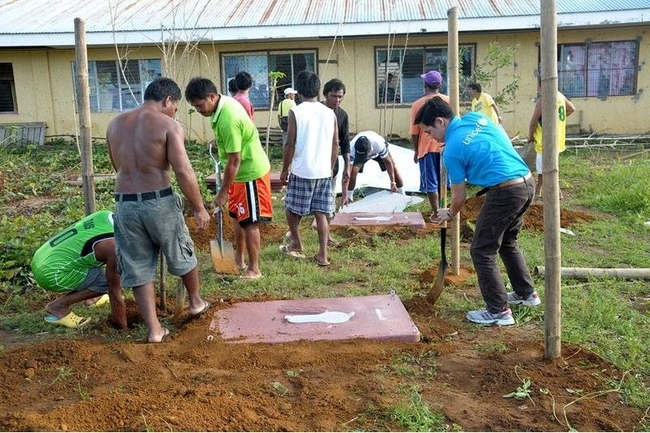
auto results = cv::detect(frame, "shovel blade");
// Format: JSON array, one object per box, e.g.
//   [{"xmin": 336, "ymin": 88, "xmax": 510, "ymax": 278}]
[
  {"xmin": 210, "ymin": 239, "xmax": 239, "ymax": 275},
  {"xmin": 426, "ymin": 258, "xmax": 447, "ymax": 304},
  {"xmin": 173, "ymin": 280, "xmax": 186, "ymax": 320}
]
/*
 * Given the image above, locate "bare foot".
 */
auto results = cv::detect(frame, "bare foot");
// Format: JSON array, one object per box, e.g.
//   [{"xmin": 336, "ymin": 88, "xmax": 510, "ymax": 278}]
[{"xmin": 45, "ymin": 301, "xmax": 70, "ymax": 319}]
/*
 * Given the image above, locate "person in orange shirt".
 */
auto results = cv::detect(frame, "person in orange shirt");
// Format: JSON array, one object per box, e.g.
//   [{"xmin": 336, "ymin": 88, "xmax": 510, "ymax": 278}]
[{"xmin": 410, "ymin": 70, "xmax": 450, "ymax": 221}]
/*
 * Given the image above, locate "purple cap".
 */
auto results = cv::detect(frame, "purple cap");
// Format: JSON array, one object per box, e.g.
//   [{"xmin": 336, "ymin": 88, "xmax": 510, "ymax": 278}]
[{"xmin": 421, "ymin": 70, "xmax": 443, "ymax": 85}]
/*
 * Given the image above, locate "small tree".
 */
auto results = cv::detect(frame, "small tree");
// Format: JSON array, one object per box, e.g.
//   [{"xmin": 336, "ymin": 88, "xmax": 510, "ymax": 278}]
[
  {"xmin": 465, "ymin": 41, "xmax": 521, "ymax": 109},
  {"xmin": 264, "ymin": 71, "xmax": 286, "ymax": 154}
]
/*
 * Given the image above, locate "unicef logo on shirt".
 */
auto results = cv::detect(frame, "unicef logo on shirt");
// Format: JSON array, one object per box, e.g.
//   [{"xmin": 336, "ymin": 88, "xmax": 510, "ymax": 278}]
[{"xmin": 463, "ymin": 117, "xmax": 489, "ymax": 145}]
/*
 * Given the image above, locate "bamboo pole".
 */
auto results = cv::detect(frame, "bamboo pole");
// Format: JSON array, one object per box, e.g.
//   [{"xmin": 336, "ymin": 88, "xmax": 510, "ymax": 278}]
[
  {"xmin": 535, "ymin": 266, "xmax": 650, "ymax": 280},
  {"xmin": 540, "ymin": 0, "xmax": 561, "ymax": 360},
  {"xmin": 447, "ymin": 7, "xmax": 460, "ymax": 275},
  {"xmin": 74, "ymin": 18, "xmax": 96, "ymax": 215}
]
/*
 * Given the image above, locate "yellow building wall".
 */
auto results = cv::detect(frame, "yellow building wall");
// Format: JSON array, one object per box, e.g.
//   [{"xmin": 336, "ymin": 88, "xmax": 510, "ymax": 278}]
[{"xmin": 0, "ymin": 24, "xmax": 648, "ymax": 143}]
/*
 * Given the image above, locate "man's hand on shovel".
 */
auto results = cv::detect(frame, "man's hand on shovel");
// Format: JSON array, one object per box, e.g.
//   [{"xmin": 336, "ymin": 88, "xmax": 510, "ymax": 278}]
[
  {"xmin": 214, "ymin": 190, "xmax": 228, "ymax": 209},
  {"xmin": 435, "ymin": 207, "xmax": 455, "ymax": 223}
]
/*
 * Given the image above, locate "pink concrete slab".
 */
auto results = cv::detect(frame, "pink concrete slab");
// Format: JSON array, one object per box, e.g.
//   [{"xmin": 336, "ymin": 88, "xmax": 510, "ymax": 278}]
[
  {"xmin": 211, "ymin": 294, "xmax": 421, "ymax": 344},
  {"xmin": 331, "ymin": 212, "xmax": 425, "ymax": 229}
]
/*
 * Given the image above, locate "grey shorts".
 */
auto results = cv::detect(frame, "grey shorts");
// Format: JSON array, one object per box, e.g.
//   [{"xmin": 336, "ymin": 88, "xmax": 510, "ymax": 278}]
[
  {"xmin": 78, "ymin": 267, "xmax": 109, "ymax": 294},
  {"xmin": 114, "ymin": 191, "xmax": 197, "ymax": 288}
]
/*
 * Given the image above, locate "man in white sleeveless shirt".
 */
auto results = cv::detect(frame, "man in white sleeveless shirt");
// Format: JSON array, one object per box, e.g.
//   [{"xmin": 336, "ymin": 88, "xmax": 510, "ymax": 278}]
[{"xmin": 280, "ymin": 71, "xmax": 339, "ymax": 267}]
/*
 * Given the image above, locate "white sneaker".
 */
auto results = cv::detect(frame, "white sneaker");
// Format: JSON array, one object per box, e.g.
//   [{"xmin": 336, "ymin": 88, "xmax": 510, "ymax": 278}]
[
  {"xmin": 466, "ymin": 308, "xmax": 515, "ymax": 326},
  {"xmin": 507, "ymin": 291, "xmax": 541, "ymax": 307}
]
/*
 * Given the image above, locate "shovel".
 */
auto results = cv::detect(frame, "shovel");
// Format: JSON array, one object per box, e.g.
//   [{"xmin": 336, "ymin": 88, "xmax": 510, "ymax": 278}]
[
  {"xmin": 426, "ymin": 159, "xmax": 448, "ymax": 305},
  {"xmin": 208, "ymin": 141, "xmax": 239, "ymax": 275},
  {"xmin": 211, "ymin": 207, "xmax": 239, "ymax": 274}
]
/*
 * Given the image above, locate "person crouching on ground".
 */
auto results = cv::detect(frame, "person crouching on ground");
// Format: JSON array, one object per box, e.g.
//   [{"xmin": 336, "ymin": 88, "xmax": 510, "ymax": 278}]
[
  {"xmin": 30, "ymin": 210, "xmax": 127, "ymax": 330},
  {"xmin": 343, "ymin": 131, "xmax": 404, "ymax": 204}
]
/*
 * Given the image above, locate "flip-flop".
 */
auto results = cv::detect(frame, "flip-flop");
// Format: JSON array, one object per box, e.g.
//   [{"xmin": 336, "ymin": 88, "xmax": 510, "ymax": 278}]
[
  {"xmin": 327, "ymin": 237, "xmax": 340, "ymax": 247},
  {"xmin": 283, "ymin": 231, "xmax": 293, "ymax": 245},
  {"xmin": 148, "ymin": 328, "xmax": 170, "ymax": 344},
  {"xmin": 239, "ymin": 273, "xmax": 263, "ymax": 281},
  {"xmin": 92, "ymin": 294, "xmax": 110, "ymax": 307},
  {"xmin": 44, "ymin": 312, "xmax": 92, "ymax": 329},
  {"xmin": 312, "ymin": 255, "xmax": 330, "ymax": 267},
  {"xmin": 279, "ymin": 244, "xmax": 306, "ymax": 259},
  {"xmin": 189, "ymin": 300, "xmax": 211, "ymax": 318}
]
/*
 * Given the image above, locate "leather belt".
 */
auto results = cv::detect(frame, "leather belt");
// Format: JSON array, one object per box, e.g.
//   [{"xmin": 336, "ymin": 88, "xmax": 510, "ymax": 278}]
[
  {"xmin": 115, "ymin": 186, "xmax": 173, "ymax": 202},
  {"xmin": 495, "ymin": 172, "xmax": 532, "ymax": 188}
]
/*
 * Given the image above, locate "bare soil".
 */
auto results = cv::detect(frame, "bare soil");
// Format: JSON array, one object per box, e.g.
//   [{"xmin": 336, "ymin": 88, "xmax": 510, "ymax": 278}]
[{"xmin": 0, "ymin": 198, "xmax": 642, "ymax": 432}]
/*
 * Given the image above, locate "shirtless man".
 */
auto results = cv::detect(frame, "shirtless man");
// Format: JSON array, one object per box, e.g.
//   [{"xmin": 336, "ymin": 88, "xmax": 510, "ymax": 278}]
[{"xmin": 106, "ymin": 77, "xmax": 211, "ymax": 343}]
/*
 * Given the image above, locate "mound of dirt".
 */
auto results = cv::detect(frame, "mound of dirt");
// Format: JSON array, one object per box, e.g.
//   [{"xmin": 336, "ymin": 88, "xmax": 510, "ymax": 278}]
[{"xmin": 0, "ymin": 295, "xmax": 641, "ymax": 432}]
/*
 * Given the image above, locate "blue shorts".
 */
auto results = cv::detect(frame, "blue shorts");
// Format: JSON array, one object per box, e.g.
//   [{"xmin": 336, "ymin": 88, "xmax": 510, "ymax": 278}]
[
  {"xmin": 285, "ymin": 173, "xmax": 334, "ymax": 216},
  {"xmin": 419, "ymin": 152, "xmax": 442, "ymax": 193},
  {"xmin": 114, "ymin": 190, "xmax": 197, "ymax": 288}
]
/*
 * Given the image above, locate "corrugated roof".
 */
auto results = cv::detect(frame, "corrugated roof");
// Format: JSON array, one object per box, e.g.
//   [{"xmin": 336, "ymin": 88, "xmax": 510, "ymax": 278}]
[{"xmin": 0, "ymin": 0, "xmax": 648, "ymax": 47}]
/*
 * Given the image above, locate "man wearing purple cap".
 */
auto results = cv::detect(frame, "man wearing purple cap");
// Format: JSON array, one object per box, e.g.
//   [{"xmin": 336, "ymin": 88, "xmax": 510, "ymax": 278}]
[{"xmin": 410, "ymin": 70, "xmax": 449, "ymax": 221}]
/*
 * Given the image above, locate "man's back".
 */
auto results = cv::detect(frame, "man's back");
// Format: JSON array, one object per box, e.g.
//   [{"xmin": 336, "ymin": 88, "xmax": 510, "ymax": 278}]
[
  {"xmin": 107, "ymin": 105, "xmax": 179, "ymax": 193},
  {"xmin": 410, "ymin": 92, "xmax": 449, "ymax": 157},
  {"xmin": 291, "ymin": 101, "xmax": 336, "ymax": 179}
]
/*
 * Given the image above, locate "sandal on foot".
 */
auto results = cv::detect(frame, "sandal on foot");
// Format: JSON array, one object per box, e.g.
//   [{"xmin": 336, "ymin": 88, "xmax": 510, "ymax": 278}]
[
  {"xmin": 92, "ymin": 294, "xmax": 110, "ymax": 307},
  {"xmin": 148, "ymin": 328, "xmax": 170, "ymax": 344},
  {"xmin": 44, "ymin": 312, "xmax": 92, "ymax": 329},
  {"xmin": 312, "ymin": 255, "xmax": 330, "ymax": 267},
  {"xmin": 189, "ymin": 300, "xmax": 211, "ymax": 317},
  {"xmin": 279, "ymin": 244, "xmax": 306, "ymax": 259}
]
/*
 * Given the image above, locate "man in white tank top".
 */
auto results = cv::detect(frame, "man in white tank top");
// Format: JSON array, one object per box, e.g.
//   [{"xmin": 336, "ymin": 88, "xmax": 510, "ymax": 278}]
[{"xmin": 280, "ymin": 71, "xmax": 339, "ymax": 267}]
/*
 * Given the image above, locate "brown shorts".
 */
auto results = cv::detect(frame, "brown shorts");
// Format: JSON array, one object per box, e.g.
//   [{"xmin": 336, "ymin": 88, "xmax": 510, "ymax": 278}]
[{"xmin": 228, "ymin": 171, "xmax": 273, "ymax": 227}]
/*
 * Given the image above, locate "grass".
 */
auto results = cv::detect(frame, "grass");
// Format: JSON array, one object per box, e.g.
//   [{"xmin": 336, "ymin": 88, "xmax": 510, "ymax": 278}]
[
  {"xmin": 2, "ymin": 139, "xmax": 650, "ymax": 426},
  {"xmin": 361, "ymin": 385, "xmax": 460, "ymax": 432}
]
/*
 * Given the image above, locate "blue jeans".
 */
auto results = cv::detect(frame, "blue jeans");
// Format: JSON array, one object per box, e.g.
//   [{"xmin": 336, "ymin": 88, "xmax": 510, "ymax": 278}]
[{"xmin": 470, "ymin": 176, "xmax": 536, "ymax": 313}]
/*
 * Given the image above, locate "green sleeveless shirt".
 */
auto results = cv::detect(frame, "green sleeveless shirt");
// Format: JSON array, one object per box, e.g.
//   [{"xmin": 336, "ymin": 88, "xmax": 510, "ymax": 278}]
[{"xmin": 31, "ymin": 210, "xmax": 114, "ymax": 292}]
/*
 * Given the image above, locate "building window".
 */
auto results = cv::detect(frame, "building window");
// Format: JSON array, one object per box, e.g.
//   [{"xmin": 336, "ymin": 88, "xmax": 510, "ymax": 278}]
[
  {"xmin": 558, "ymin": 41, "xmax": 638, "ymax": 98},
  {"xmin": 72, "ymin": 59, "xmax": 162, "ymax": 112},
  {"xmin": 376, "ymin": 45, "xmax": 476, "ymax": 106},
  {"xmin": 221, "ymin": 51, "xmax": 317, "ymax": 109},
  {"xmin": 0, "ymin": 63, "xmax": 17, "ymax": 113}
]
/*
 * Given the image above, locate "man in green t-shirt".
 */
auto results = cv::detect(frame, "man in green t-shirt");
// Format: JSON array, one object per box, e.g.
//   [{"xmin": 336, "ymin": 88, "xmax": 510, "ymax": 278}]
[
  {"xmin": 185, "ymin": 77, "xmax": 273, "ymax": 280},
  {"xmin": 30, "ymin": 210, "xmax": 127, "ymax": 329}
]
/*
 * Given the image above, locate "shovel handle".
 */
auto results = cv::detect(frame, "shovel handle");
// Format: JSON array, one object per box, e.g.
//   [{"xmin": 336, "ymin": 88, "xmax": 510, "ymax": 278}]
[{"xmin": 215, "ymin": 207, "xmax": 224, "ymax": 244}]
